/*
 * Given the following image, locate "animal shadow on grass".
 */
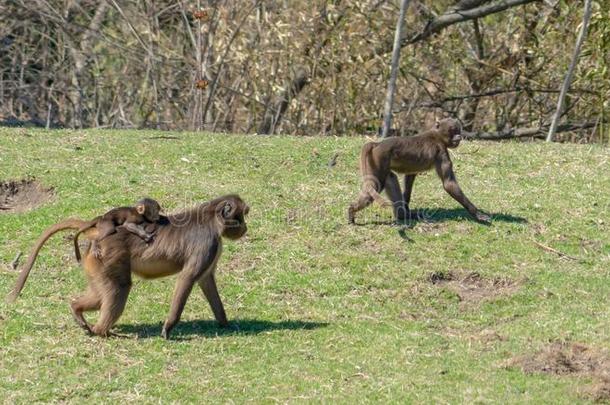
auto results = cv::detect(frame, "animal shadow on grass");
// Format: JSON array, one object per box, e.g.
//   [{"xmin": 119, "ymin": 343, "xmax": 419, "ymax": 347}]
[
  {"xmin": 115, "ymin": 319, "xmax": 328, "ymax": 340},
  {"xmin": 356, "ymin": 207, "xmax": 527, "ymax": 227}
]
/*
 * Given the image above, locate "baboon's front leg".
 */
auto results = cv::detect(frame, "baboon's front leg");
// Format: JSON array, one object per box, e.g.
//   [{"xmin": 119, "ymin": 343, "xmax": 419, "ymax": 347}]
[{"xmin": 198, "ymin": 272, "xmax": 228, "ymax": 327}]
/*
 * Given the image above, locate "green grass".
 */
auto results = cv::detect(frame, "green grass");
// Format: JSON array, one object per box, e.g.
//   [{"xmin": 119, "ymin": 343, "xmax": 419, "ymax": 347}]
[{"xmin": 0, "ymin": 127, "xmax": 609, "ymax": 403}]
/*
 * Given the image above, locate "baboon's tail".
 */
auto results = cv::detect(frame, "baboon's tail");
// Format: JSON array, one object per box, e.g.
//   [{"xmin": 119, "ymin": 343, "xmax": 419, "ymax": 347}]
[
  {"xmin": 360, "ymin": 142, "xmax": 391, "ymax": 207},
  {"xmin": 73, "ymin": 223, "xmax": 94, "ymax": 263},
  {"xmin": 7, "ymin": 218, "xmax": 90, "ymax": 303}
]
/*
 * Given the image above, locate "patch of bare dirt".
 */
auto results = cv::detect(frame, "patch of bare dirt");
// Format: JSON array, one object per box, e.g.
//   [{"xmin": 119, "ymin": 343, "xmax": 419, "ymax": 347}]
[
  {"xmin": 428, "ymin": 271, "xmax": 521, "ymax": 305},
  {"xmin": 510, "ymin": 342, "xmax": 610, "ymax": 376},
  {"xmin": 0, "ymin": 179, "xmax": 53, "ymax": 213},
  {"xmin": 508, "ymin": 342, "xmax": 610, "ymax": 402},
  {"xmin": 586, "ymin": 377, "xmax": 610, "ymax": 403}
]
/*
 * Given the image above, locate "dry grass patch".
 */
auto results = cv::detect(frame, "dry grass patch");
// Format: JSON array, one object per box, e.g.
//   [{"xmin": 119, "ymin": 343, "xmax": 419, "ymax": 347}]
[{"xmin": 428, "ymin": 270, "xmax": 522, "ymax": 306}]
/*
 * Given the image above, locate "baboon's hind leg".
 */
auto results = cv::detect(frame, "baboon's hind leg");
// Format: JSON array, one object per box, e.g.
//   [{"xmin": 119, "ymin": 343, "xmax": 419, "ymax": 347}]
[
  {"xmin": 402, "ymin": 174, "xmax": 416, "ymax": 218},
  {"xmin": 348, "ymin": 192, "xmax": 374, "ymax": 224},
  {"xmin": 384, "ymin": 172, "xmax": 408, "ymax": 221},
  {"xmin": 89, "ymin": 277, "xmax": 132, "ymax": 337},
  {"xmin": 70, "ymin": 288, "xmax": 101, "ymax": 334}
]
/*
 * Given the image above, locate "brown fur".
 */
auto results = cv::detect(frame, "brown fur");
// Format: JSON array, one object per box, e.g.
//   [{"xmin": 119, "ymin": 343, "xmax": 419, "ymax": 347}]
[
  {"xmin": 73, "ymin": 198, "xmax": 161, "ymax": 262},
  {"xmin": 359, "ymin": 142, "xmax": 392, "ymax": 207},
  {"xmin": 7, "ymin": 194, "xmax": 249, "ymax": 339},
  {"xmin": 348, "ymin": 118, "xmax": 490, "ymax": 224}
]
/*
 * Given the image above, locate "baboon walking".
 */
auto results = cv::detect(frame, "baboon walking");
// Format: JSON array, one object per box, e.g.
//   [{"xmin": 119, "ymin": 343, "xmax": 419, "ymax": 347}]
[{"xmin": 348, "ymin": 118, "xmax": 490, "ymax": 224}]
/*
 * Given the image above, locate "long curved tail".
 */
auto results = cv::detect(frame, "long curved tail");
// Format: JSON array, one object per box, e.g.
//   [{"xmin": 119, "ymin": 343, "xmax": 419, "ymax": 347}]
[
  {"xmin": 7, "ymin": 218, "xmax": 90, "ymax": 303},
  {"xmin": 73, "ymin": 223, "xmax": 95, "ymax": 263},
  {"xmin": 360, "ymin": 142, "xmax": 391, "ymax": 207}
]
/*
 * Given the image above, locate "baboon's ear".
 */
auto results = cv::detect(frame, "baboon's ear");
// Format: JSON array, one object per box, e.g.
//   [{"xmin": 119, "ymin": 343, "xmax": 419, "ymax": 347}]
[
  {"xmin": 136, "ymin": 204, "xmax": 146, "ymax": 215},
  {"xmin": 217, "ymin": 200, "xmax": 236, "ymax": 220}
]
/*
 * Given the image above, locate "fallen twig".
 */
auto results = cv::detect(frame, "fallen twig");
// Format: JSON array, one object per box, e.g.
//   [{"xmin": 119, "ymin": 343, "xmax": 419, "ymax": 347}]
[
  {"xmin": 328, "ymin": 153, "xmax": 339, "ymax": 168},
  {"xmin": 147, "ymin": 135, "xmax": 180, "ymax": 140},
  {"xmin": 10, "ymin": 251, "xmax": 22, "ymax": 270},
  {"xmin": 532, "ymin": 240, "xmax": 578, "ymax": 261},
  {"xmin": 456, "ymin": 147, "xmax": 481, "ymax": 155}
]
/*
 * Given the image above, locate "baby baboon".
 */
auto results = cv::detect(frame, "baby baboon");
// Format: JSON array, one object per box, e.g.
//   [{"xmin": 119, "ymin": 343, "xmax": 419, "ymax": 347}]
[{"xmin": 73, "ymin": 198, "xmax": 161, "ymax": 262}]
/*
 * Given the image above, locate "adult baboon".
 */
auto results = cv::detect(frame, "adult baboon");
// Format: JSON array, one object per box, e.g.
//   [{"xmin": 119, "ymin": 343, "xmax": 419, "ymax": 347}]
[
  {"xmin": 8, "ymin": 195, "xmax": 249, "ymax": 339},
  {"xmin": 348, "ymin": 118, "xmax": 490, "ymax": 224}
]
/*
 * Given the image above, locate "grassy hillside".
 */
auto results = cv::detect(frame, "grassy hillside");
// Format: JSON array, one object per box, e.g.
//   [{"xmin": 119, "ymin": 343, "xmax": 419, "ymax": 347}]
[{"xmin": 0, "ymin": 127, "xmax": 609, "ymax": 403}]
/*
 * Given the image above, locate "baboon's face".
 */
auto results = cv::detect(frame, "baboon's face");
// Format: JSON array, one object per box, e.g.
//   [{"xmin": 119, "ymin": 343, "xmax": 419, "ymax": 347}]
[
  {"xmin": 438, "ymin": 119, "xmax": 462, "ymax": 148},
  {"xmin": 218, "ymin": 198, "xmax": 249, "ymax": 240}
]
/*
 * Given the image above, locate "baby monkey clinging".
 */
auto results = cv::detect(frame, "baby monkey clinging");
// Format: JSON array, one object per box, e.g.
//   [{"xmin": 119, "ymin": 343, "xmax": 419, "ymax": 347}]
[{"xmin": 73, "ymin": 197, "xmax": 162, "ymax": 262}]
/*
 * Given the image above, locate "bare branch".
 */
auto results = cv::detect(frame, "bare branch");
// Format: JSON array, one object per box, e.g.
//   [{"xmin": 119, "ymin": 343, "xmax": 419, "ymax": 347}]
[
  {"xmin": 408, "ymin": 0, "xmax": 541, "ymax": 44},
  {"xmin": 467, "ymin": 121, "xmax": 600, "ymax": 140},
  {"xmin": 202, "ymin": 0, "xmax": 262, "ymax": 129},
  {"xmin": 372, "ymin": 0, "xmax": 541, "ymax": 56},
  {"xmin": 399, "ymin": 86, "xmax": 598, "ymax": 110}
]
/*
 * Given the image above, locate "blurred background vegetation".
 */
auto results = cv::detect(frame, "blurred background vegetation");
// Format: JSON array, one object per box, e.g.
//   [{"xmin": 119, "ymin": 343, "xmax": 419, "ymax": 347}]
[{"xmin": 0, "ymin": 0, "xmax": 608, "ymax": 141}]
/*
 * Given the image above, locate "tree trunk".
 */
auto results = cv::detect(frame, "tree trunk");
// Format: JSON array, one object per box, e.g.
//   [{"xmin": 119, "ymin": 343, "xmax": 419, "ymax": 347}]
[
  {"xmin": 257, "ymin": 2, "xmax": 345, "ymax": 135},
  {"xmin": 381, "ymin": 0, "xmax": 411, "ymax": 138},
  {"xmin": 68, "ymin": 1, "xmax": 109, "ymax": 128},
  {"xmin": 546, "ymin": 0, "xmax": 592, "ymax": 142},
  {"xmin": 257, "ymin": 66, "xmax": 309, "ymax": 135}
]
